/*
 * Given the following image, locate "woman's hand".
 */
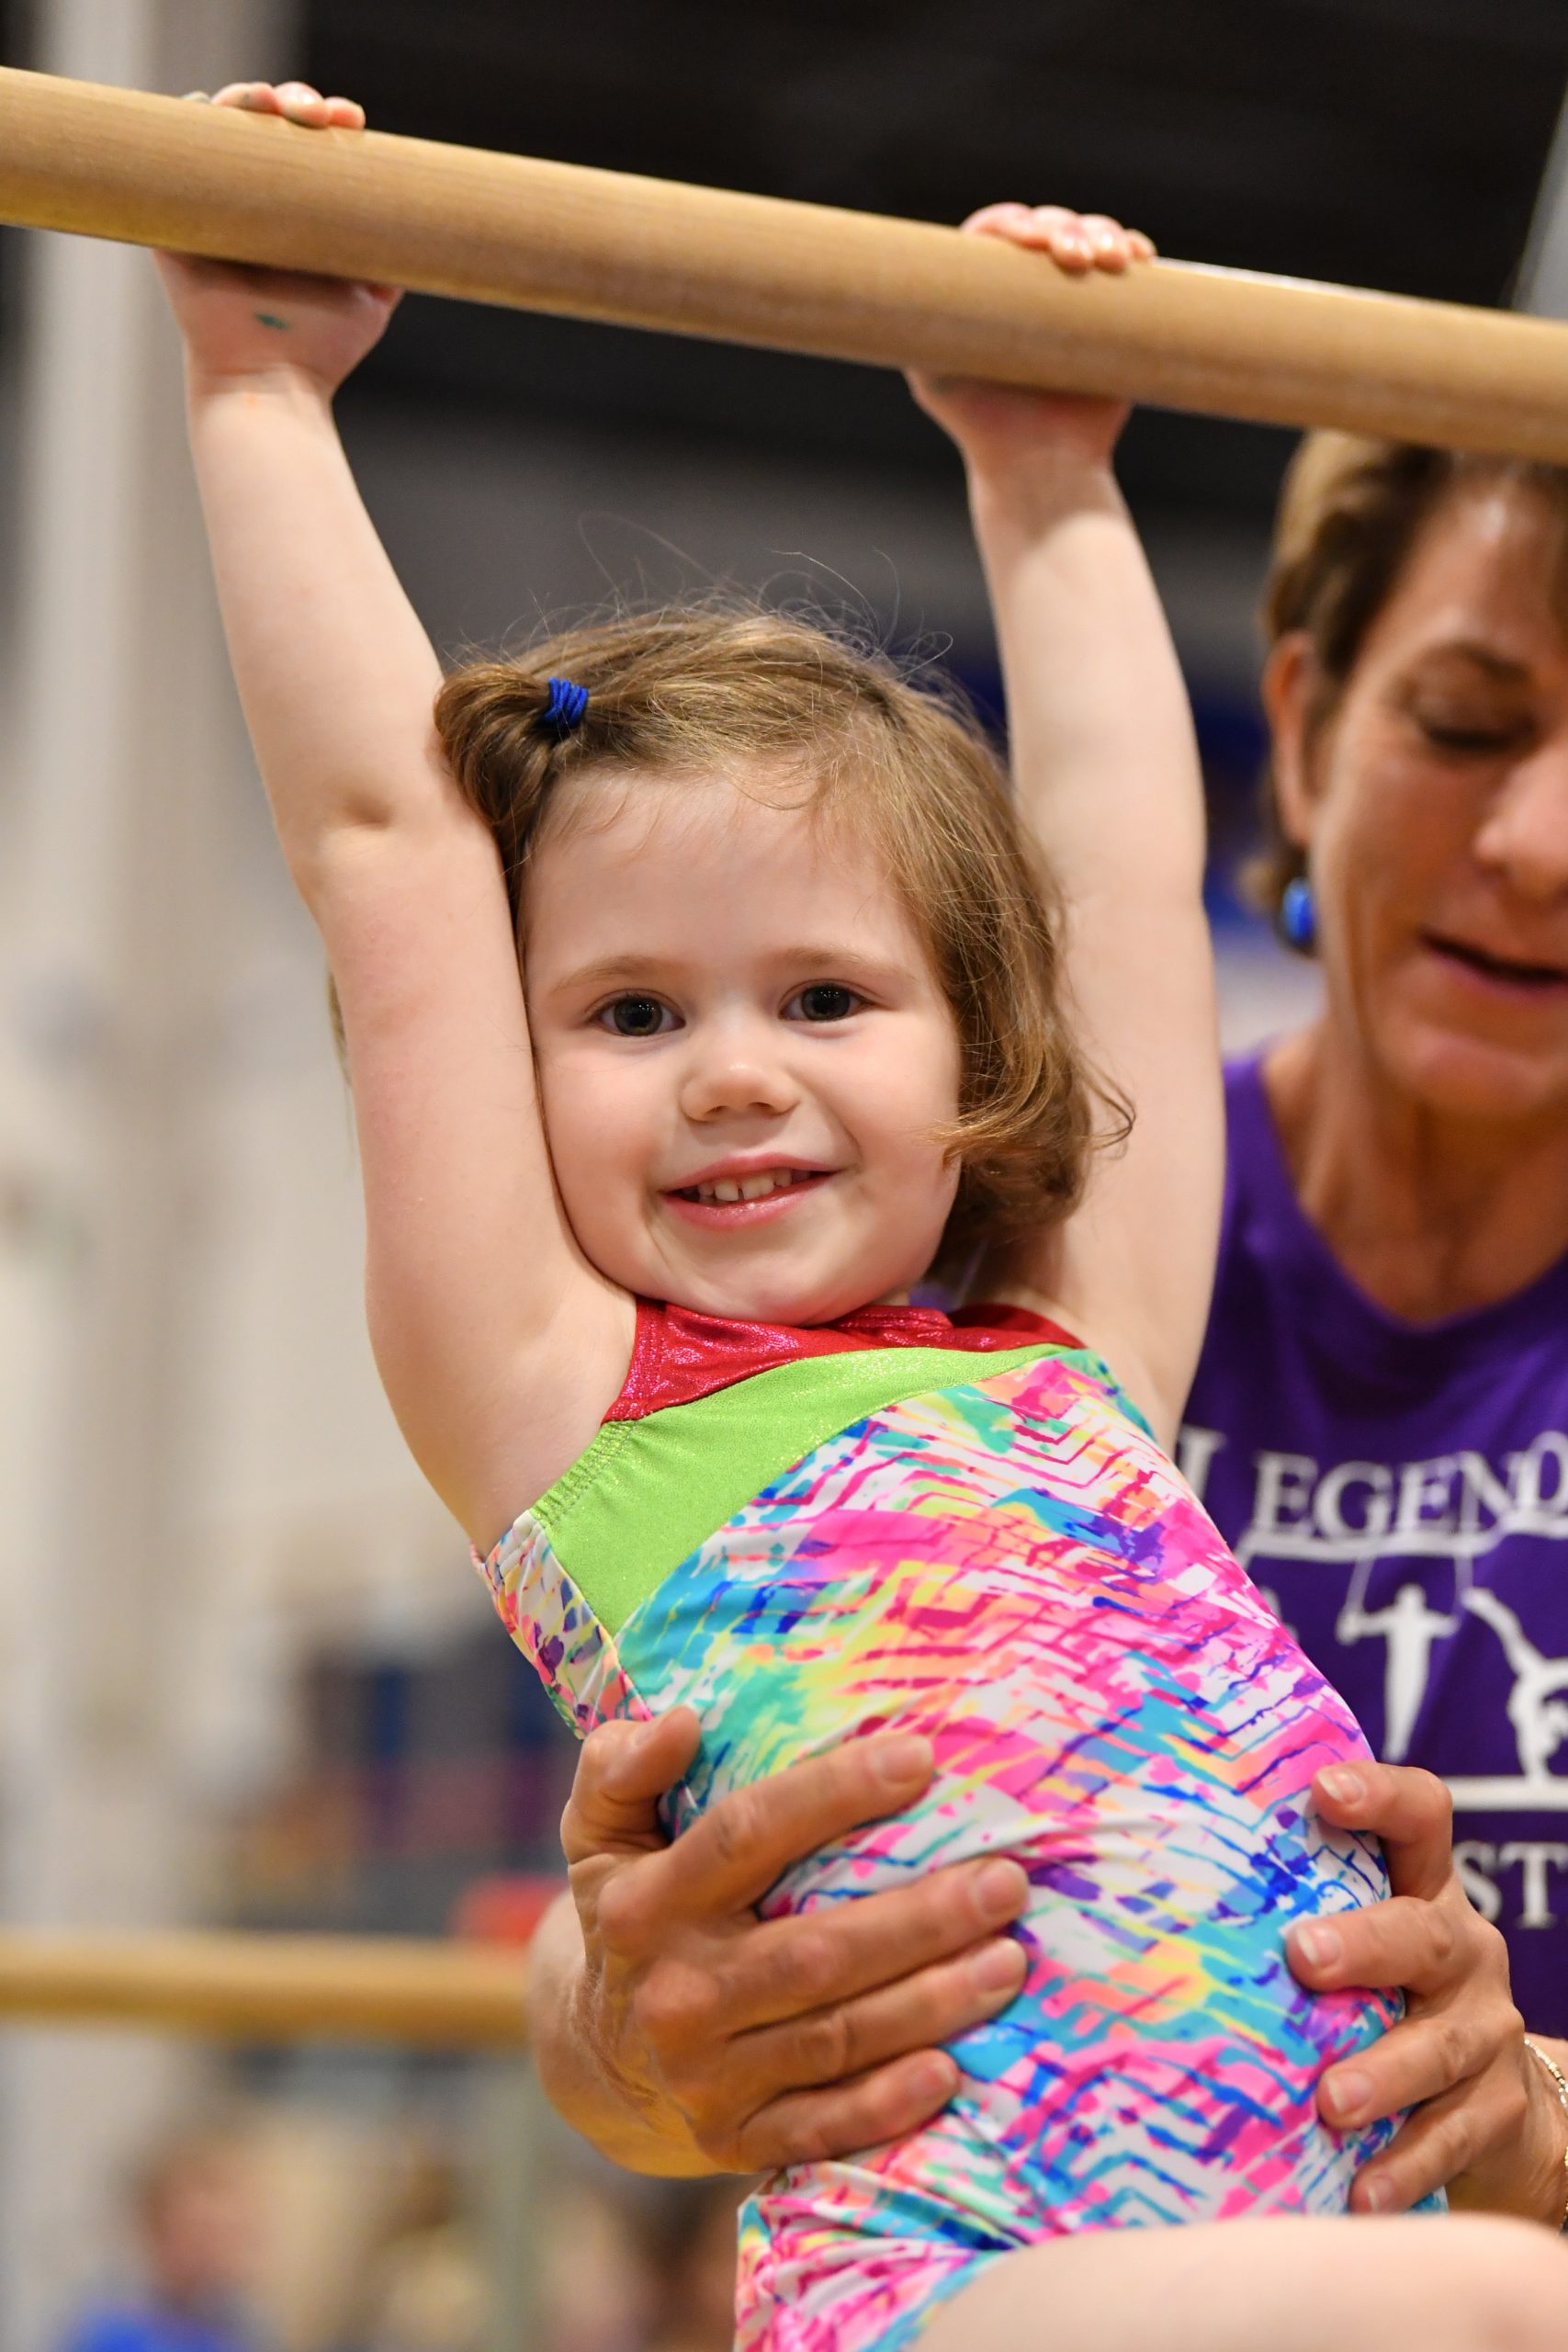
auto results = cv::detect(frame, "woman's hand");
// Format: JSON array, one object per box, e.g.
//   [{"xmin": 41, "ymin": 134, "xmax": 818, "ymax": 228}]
[
  {"xmin": 155, "ymin": 82, "xmax": 399, "ymax": 394},
  {"xmin": 1287, "ymin": 1761, "xmax": 1567, "ymax": 2222},
  {"xmin": 537, "ymin": 1711, "xmax": 1030, "ymax": 2173},
  {"xmin": 909, "ymin": 203, "xmax": 1154, "ymax": 476}
]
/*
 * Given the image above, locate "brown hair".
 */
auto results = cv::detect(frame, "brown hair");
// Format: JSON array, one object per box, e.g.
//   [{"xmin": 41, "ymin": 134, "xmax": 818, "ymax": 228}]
[
  {"xmin": 432, "ymin": 602, "xmax": 1124, "ymax": 1272},
  {"xmin": 1253, "ymin": 432, "xmax": 1568, "ymax": 939}
]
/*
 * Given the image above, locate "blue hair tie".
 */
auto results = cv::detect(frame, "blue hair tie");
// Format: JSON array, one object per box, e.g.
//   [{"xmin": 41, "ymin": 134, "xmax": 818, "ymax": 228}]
[{"xmin": 541, "ymin": 675, "xmax": 590, "ymax": 736}]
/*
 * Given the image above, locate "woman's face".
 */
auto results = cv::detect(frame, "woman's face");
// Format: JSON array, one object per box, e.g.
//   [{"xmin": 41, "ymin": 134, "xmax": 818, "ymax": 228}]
[{"xmin": 1270, "ymin": 479, "xmax": 1568, "ymax": 1125}]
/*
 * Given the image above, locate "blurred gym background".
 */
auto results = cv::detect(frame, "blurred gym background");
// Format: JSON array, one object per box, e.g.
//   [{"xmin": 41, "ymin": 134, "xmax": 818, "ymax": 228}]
[{"xmin": 0, "ymin": 1, "xmax": 1564, "ymax": 2346}]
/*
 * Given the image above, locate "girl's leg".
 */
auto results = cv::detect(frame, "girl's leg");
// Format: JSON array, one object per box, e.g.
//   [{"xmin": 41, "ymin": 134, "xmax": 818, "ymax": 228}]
[{"xmin": 919, "ymin": 2212, "xmax": 1568, "ymax": 2352}]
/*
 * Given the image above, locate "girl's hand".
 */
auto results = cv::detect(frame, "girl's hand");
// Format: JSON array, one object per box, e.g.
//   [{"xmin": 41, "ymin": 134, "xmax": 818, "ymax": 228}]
[
  {"xmin": 155, "ymin": 82, "xmax": 400, "ymax": 393},
  {"xmin": 546, "ymin": 1712, "xmax": 1030, "ymax": 2173},
  {"xmin": 909, "ymin": 204, "xmax": 1154, "ymax": 475},
  {"xmin": 1286, "ymin": 1762, "xmax": 1564, "ymax": 2222}
]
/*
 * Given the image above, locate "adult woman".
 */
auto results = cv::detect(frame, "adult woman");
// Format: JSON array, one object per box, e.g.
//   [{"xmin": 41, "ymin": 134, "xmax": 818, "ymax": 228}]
[
  {"xmin": 1182, "ymin": 431, "xmax": 1568, "ymax": 2057},
  {"xmin": 525, "ymin": 431, "xmax": 1568, "ymax": 2229}
]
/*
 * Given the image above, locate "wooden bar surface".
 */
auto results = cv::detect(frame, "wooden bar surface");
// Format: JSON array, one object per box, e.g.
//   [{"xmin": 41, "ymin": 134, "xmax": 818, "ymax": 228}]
[
  {"xmin": 0, "ymin": 1929, "xmax": 529, "ymax": 2049},
  {"xmin": 0, "ymin": 65, "xmax": 1564, "ymax": 458}
]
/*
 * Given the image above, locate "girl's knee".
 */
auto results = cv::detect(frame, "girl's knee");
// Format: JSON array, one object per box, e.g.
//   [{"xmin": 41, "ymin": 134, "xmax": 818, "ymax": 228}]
[{"xmin": 1421, "ymin": 2215, "xmax": 1568, "ymax": 2352}]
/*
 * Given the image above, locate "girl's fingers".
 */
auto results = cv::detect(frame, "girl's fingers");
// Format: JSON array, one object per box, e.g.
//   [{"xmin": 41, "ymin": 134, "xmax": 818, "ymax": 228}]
[
  {"xmin": 961, "ymin": 201, "xmax": 1041, "ymax": 237},
  {"xmin": 1078, "ymin": 213, "xmax": 1148, "ymax": 272},
  {"xmin": 210, "ymin": 81, "xmax": 284, "ymax": 113},
  {"xmin": 1033, "ymin": 207, "xmax": 1096, "ymax": 269},
  {"xmin": 962, "ymin": 202, "xmax": 1151, "ymax": 276},
  {"xmin": 206, "ymin": 81, "xmax": 362, "ymax": 131}
]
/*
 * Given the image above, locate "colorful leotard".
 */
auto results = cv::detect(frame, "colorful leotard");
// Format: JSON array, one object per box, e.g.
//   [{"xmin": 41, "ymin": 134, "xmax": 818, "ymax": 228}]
[{"xmin": 478, "ymin": 1300, "xmax": 1413, "ymax": 2351}]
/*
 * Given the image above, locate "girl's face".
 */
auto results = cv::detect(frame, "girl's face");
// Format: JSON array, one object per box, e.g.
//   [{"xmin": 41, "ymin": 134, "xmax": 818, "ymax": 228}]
[
  {"xmin": 524, "ymin": 772, "xmax": 964, "ymax": 1324},
  {"xmin": 1270, "ymin": 481, "xmax": 1568, "ymax": 1125}
]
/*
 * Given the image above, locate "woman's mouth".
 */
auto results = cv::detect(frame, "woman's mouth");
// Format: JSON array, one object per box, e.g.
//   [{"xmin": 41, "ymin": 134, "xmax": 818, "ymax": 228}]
[
  {"xmin": 1424, "ymin": 933, "xmax": 1568, "ymax": 996},
  {"xmin": 662, "ymin": 1166, "xmax": 833, "ymax": 1226}
]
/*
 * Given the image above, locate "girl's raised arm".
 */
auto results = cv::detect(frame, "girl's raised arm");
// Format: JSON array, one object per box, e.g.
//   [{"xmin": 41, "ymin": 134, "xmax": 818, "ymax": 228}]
[
  {"xmin": 915, "ymin": 206, "xmax": 1221, "ymax": 1450},
  {"xmin": 160, "ymin": 85, "xmax": 631, "ymax": 1544}
]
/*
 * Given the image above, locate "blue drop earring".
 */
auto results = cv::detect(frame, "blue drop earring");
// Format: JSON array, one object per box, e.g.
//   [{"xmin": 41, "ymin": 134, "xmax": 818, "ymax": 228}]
[{"xmin": 1280, "ymin": 874, "xmax": 1317, "ymax": 955}]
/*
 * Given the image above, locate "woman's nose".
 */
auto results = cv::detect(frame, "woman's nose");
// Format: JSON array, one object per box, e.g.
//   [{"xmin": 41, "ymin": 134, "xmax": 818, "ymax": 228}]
[{"xmin": 1474, "ymin": 740, "xmax": 1568, "ymax": 899}]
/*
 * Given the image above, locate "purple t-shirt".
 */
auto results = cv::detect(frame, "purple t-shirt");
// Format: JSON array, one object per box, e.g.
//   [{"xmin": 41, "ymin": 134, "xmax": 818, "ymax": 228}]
[{"xmin": 1181, "ymin": 1055, "xmax": 1568, "ymax": 2037}]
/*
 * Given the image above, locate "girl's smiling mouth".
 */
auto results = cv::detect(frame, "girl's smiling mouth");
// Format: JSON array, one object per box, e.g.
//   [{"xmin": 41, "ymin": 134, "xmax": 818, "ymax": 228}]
[{"xmin": 662, "ymin": 1162, "xmax": 837, "ymax": 1224}]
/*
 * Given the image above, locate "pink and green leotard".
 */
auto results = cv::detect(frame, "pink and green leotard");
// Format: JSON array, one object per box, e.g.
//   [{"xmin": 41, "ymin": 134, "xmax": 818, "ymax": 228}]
[{"xmin": 477, "ymin": 1299, "xmax": 1418, "ymax": 2351}]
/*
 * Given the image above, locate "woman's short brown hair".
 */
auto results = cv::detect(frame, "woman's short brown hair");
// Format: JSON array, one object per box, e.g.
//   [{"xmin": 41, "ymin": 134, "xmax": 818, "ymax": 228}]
[
  {"xmin": 1253, "ymin": 433, "xmax": 1568, "ymax": 938},
  {"xmin": 433, "ymin": 603, "xmax": 1124, "ymax": 1272}
]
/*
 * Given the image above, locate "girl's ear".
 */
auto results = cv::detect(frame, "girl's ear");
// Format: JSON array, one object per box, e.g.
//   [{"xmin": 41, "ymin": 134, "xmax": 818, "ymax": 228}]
[{"xmin": 1260, "ymin": 631, "xmax": 1325, "ymax": 854}]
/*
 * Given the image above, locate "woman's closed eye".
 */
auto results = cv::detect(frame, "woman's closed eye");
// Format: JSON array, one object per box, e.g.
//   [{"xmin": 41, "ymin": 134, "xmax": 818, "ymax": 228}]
[
  {"xmin": 1411, "ymin": 704, "xmax": 1532, "ymax": 758},
  {"xmin": 784, "ymin": 982, "xmax": 864, "ymax": 1023},
  {"xmin": 596, "ymin": 993, "xmax": 680, "ymax": 1037}
]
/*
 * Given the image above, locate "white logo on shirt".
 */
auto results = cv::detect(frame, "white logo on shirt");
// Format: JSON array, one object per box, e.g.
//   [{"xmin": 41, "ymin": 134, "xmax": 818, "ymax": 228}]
[
  {"xmin": 1178, "ymin": 1423, "xmax": 1568, "ymax": 1817},
  {"xmin": 1336, "ymin": 1558, "xmax": 1459, "ymax": 1764}
]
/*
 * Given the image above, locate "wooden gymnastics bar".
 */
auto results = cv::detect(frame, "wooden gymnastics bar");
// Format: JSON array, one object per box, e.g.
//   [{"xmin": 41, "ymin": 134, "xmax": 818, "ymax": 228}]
[
  {"xmin": 0, "ymin": 1929, "xmax": 530, "ymax": 2049},
  {"xmin": 0, "ymin": 66, "xmax": 1566, "ymax": 459}
]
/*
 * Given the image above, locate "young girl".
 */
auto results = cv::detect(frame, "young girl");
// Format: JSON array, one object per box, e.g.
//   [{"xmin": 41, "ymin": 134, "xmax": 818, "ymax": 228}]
[{"xmin": 157, "ymin": 79, "xmax": 1567, "ymax": 2352}]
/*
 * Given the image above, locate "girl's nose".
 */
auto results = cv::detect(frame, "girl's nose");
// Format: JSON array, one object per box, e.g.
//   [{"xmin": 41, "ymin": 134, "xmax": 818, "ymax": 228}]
[{"xmin": 677, "ymin": 1024, "xmax": 800, "ymax": 1123}]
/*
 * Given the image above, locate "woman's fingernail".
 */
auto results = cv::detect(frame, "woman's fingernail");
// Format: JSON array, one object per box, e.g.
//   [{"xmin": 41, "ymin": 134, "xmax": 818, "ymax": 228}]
[
  {"xmin": 974, "ymin": 1939, "xmax": 1025, "ymax": 1995},
  {"xmin": 913, "ymin": 2053, "xmax": 957, "ymax": 2099},
  {"xmin": 1291, "ymin": 1922, "xmax": 1340, "ymax": 1970},
  {"xmin": 872, "ymin": 1735, "xmax": 932, "ymax": 1786},
  {"xmin": 1319, "ymin": 1767, "xmax": 1364, "ymax": 1804},
  {"xmin": 1325, "ymin": 2067, "xmax": 1372, "ymax": 2124},
  {"xmin": 976, "ymin": 1860, "xmax": 1028, "ymax": 1919},
  {"xmin": 1361, "ymin": 2175, "xmax": 1393, "ymax": 2213}
]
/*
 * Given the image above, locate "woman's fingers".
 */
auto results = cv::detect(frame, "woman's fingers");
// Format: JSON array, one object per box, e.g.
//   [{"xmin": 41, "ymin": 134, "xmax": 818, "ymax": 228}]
[
  {"xmin": 1346, "ymin": 2067, "xmax": 1525, "ymax": 2214},
  {"xmin": 705, "ymin": 1861, "xmax": 1030, "ymax": 2034},
  {"xmin": 1290, "ymin": 1758, "xmax": 1543, "ymax": 2211},
  {"xmin": 730, "ymin": 2050, "xmax": 960, "ymax": 2172},
  {"xmin": 624, "ymin": 1734, "xmax": 941, "ymax": 1923},
  {"xmin": 558, "ymin": 1710, "xmax": 704, "ymax": 1866},
  {"xmin": 1319, "ymin": 2005, "xmax": 1520, "ymax": 2134},
  {"xmin": 1289, "ymin": 1889, "xmax": 1476, "ymax": 2002},
  {"xmin": 726, "ymin": 1937, "xmax": 1026, "ymax": 2111},
  {"xmin": 558, "ymin": 1722, "xmax": 1031, "ymax": 2172},
  {"xmin": 1311, "ymin": 1760, "xmax": 1455, "ymax": 1900}
]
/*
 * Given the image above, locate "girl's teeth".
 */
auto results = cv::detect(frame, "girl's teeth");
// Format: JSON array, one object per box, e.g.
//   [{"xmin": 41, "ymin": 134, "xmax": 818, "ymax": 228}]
[{"xmin": 689, "ymin": 1169, "xmax": 803, "ymax": 1204}]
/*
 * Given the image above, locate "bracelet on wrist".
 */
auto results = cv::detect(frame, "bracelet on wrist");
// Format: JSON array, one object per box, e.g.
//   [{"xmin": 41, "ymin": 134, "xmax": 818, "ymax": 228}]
[{"xmin": 1522, "ymin": 2035, "xmax": 1568, "ymax": 2231}]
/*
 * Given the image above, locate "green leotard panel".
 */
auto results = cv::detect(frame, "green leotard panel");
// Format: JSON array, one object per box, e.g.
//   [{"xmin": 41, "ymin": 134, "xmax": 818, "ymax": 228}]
[{"xmin": 533, "ymin": 1339, "xmax": 1091, "ymax": 1634}]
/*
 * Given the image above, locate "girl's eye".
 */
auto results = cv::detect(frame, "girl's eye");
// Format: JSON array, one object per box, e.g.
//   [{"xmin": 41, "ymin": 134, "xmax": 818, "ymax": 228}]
[
  {"xmin": 787, "ymin": 983, "xmax": 861, "ymax": 1023},
  {"xmin": 599, "ymin": 995, "xmax": 675, "ymax": 1037}
]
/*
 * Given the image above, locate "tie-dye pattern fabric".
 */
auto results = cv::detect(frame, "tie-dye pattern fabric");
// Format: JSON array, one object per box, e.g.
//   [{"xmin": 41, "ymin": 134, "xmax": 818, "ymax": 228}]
[{"xmin": 479, "ymin": 1321, "xmax": 1416, "ymax": 2352}]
